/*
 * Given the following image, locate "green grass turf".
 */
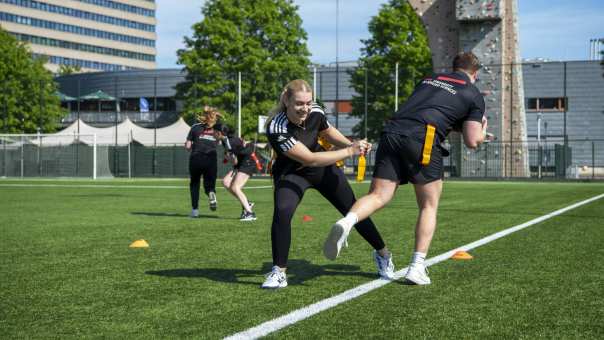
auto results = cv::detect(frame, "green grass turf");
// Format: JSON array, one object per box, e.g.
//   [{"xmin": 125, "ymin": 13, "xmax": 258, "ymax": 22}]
[{"xmin": 0, "ymin": 179, "xmax": 602, "ymax": 339}]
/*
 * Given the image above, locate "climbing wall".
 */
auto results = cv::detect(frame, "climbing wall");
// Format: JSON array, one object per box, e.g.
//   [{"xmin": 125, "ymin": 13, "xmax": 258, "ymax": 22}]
[{"xmin": 408, "ymin": 0, "xmax": 529, "ymax": 177}]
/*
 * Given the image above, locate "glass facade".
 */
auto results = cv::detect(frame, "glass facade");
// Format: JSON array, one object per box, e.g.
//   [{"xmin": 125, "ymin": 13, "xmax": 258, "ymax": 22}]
[
  {"xmin": 1, "ymin": 0, "xmax": 154, "ymax": 31},
  {"xmin": 33, "ymin": 53, "xmax": 139, "ymax": 72},
  {"xmin": 0, "ymin": 12, "xmax": 155, "ymax": 47},
  {"xmin": 0, "ymin": 0, "xmax": 156, "ymax": 71},
  {"xmin": 74, "ymin": 0, "xmax": 155, "ymax": 17},
  {"xmin": 13, "ymin": 32, "xmax": 155, "ymax": 61}
]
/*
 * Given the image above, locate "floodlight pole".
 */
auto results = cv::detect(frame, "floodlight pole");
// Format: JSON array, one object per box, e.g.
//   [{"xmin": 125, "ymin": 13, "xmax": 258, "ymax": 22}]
[
  {"xmin": 335, "ymin": 0, "xmax": 339, "ymax": 128},
  {"xmin": 237, "ymin": 71, "xmax": 242, "ymax": 138},
  {"xmin": 313, "ymin": 66, "xmax": 317, "ymax": 102},
  {"xmin": 395, "ymin": 62, "xmax": 399, "ymax": 112},
  {"xmin": 77, "ymin": 78, "xmax": 81, "ymax": 134},
  {"xmin": 153, "ymin": 76, "xmax": 157, "ymax": 176},
  {"xmin": 364, "ymin": 67, "xmax": 368, "ymax": 139}
]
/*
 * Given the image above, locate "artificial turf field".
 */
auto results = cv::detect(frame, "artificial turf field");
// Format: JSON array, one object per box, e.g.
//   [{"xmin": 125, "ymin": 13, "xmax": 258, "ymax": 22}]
[{"xmin": 1, "ymin": 179, "xmax": 603, "ymax": 339}]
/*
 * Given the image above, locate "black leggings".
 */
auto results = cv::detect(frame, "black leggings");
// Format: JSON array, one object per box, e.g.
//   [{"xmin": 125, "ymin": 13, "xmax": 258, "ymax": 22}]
[
  {"xmin": 271, "ymin": 165, "xmax": 386, "ymax": 267},
  {"xmin": 189, "ymin": 153, "xmax": 217, "ymax": 209}
]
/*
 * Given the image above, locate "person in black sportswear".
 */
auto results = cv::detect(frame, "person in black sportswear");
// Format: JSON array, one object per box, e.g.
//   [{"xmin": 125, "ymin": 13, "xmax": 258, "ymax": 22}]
[
  {"xmin": 219, "ymin": 125, "xmax": 258, "ymax": 221},
  {"xmin": 261, "ymin": 79, "xmax": 394, "ymax": 289},
  {"xmin": 327, "ymin": 52, "xmax": 491, "ymax": 285},
  {"xmin": 185, "ymin": 106, "xmax": 222, "ymax": 217}
]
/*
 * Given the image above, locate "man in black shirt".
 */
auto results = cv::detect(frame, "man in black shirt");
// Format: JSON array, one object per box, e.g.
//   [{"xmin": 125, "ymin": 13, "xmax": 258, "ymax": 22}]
[
  {"xmin": 185, "ymin": 107, "xmax": 222, "ymax": 217},
  {"xmin": 325, "ymin": 52, "xmax": 490, "ymax": 285}
]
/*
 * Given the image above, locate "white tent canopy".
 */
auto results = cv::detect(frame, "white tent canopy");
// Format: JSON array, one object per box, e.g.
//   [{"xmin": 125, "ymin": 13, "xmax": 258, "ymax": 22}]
[{"xmin": 41, "ymin": 118, "xmax": 191, "ymax": 146}]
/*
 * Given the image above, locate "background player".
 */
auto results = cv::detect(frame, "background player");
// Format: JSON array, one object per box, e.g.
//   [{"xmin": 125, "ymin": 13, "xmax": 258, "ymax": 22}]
[
  {"xmin": 219, "ymin": 125, "xmax": 258, "ymax": 221},
  {"xmin": 185, "ymin": 106, "xmax": 222, "ymax": 217}
]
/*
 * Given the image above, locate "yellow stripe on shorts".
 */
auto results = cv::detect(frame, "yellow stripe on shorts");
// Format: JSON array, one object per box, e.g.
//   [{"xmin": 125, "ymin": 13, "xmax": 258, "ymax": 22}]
[{"xmin": 421, "ymin": 124, "xmax": 436, "ymax": 166}]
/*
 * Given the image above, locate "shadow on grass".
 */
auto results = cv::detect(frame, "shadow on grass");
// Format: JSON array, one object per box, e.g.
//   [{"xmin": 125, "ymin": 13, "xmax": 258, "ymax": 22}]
[
  {"xmin": 146, "ymin": 259, "xmax": 377, "ymax": 286},
  {"xmin": 130, "ymin": 211, "xmax": 219, "ymax": 219}
]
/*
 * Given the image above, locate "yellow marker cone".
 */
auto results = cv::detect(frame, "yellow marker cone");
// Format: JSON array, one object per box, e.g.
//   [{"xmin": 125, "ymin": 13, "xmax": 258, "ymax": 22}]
[
  {"xmin": 356, "ymin": 154, "xmax": 366, "ymax": 182},
  {"xmin": 451, "ymin": 250, "xmax": 473, "ymax": 260},
  {"xmin": 129, "ymin": 239, "xmax": 149, "ymax": 248}
]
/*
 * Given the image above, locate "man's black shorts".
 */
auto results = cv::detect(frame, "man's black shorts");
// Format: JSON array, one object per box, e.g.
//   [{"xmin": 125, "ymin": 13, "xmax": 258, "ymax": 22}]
[
  {"xmin": 373, "ymin": 133, "xmax": 444, "ymax": 185},
  {"xmin": 234, "ymin": 158, "xmax": 256, "ymax": 176}
]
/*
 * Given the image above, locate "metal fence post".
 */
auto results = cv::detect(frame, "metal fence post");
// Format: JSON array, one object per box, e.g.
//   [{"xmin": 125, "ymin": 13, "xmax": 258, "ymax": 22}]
[
  {"xmin": 153, "ymin": 76, "xmax": 157, "ymax": 176},
  {"xmin": 484, "ymin": 143, "xmax": 488, "ymax": 178},
  {"xmin": 562, "ymin": 61, "xmax": 567, "ymax": 177},
  {"xmin": 592, "ymin": 141, "xmax": 595, "ymax": 179},
  {"xmin": 20, "ymin": 135, "xmax": 24, "ymax": 178}
]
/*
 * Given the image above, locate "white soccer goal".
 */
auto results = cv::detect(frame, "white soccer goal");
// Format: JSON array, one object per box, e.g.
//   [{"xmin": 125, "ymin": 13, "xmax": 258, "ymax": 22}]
[{"xmin": 0, "ymin": 133, "xmax": 113, "ymax": 179}]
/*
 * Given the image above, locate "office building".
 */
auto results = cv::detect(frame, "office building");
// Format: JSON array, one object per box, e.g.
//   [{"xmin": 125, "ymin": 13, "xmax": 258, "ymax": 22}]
[{"xmin": 0, "ymin": 0, "xmax": 156, "ymax": 72}]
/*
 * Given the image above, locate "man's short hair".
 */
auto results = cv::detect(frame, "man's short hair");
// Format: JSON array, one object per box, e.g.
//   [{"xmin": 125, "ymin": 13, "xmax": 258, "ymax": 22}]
[{"xmin": 453, "ymin": 52, "xmax": 481, "ymax": 73}]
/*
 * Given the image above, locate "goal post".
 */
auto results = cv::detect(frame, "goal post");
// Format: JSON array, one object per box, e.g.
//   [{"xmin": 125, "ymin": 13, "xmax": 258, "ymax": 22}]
[{"xmin": 0, "ymin": 133, "xmax": 113, "ymax": 179}]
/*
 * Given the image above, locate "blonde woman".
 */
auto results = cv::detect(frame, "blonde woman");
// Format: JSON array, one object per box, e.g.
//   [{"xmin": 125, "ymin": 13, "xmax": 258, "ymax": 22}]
[
  {"xmin": 185, "ymin": 106, "xmax": 222, "ymax": 217},
  {"xmin": 261, "ymin": 79, "xmax": 394, "ymax": 289}
]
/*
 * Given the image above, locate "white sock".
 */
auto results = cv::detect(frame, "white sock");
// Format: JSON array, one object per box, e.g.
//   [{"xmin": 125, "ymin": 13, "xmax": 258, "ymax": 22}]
[
  {"xmin": 411, "ymin": 252, "xmax": 427, "ymax": 266},
  {"xmin": 341, "ymin": 212, "xmax": 358, "ymax": 227}
]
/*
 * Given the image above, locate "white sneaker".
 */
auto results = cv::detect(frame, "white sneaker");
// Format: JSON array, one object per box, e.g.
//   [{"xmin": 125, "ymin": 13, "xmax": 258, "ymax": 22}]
[
  {"xmin": 373, "ymin": 250, "xmax": 395, "ymax": 280},
  {"xmin": 208, "ymin": 192, "xmax": 217, "ymax": 211},
  {"xmin": 190, "ymin": 209, "xmax": 199, "ymax": 218},
  {"xmin": 261, "ymin": 266, "xmax": 287, "ymax": 289},
  {"xmin": 323, "ymin": 218, "xmax": 352, "ymax": 260},
  {"xmin": 404, "ymin": 263, "xmax": 431, "ymax": 285}
]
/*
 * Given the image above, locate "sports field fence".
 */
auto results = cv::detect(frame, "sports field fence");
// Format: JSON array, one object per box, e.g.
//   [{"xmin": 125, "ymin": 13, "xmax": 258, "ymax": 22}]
[{"xmin": 1, "ymin": 134, "xmax": 602, "ymax": 180}]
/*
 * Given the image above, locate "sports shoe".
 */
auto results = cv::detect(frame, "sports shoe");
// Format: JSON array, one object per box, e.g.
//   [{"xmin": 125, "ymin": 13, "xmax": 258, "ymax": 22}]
[
  {"xmin": 323, "ymin": 218, "xmax": 352, "ymax": 260},
  {"xmin": 404, "ymin": 263, "xmax": 431, "ymax": 285},
  {"xmin": 373, "ymin": 250, "xmax": 395, "ymax": 280},
  {"xmin": 208, "ymin": 192, "xmax": 217, "ymax": 211},
  {"xmin": 190, "ymin": 209, "xmax": 199, "ymax": 218},
  {"xmin": 261, "ymin": 266, "xmax": 287, "ymax": 289},
  {"xmin": 240, "ymin": 211, "xmax": 257, "ymax": 221}
]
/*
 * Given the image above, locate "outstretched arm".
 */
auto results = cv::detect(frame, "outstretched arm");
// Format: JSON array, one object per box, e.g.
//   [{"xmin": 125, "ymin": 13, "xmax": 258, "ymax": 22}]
[{"xmin": 284, "ymin": 140, "xmax": 367, "ymax": 167}]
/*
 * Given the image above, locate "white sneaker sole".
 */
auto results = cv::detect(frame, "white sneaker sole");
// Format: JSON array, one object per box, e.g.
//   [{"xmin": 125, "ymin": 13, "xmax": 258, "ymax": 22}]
[
  {"xmin": 404, "ymin": 270, "xmax": 431, "ymax": 285},
  {"xmin": 261, "ymin": 281, "xmax": 287, "ymax": 289},
  {"xmin": 323, "ymin": 222, "xmax": 349, "ymax": 260},
  {"xmin": 240, "ymin": 217, "xmax": 257, "ymax": 221}
]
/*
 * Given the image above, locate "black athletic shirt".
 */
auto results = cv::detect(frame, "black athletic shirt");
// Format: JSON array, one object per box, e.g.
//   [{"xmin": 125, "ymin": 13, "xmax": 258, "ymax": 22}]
[
  {"xmin": 224, "ymin": 136, "xmax": 253, "ymax": 163},
  {"xmin": 186, "ymin": 123, "xmax": 219, "ymax": 156},
  {"xmin": 383, "ymin": 71, "xmax": 485, "ymax": 144},
  {"xmin": 266, "ymin": 104, "xmax": 330, "ymax": 176}
]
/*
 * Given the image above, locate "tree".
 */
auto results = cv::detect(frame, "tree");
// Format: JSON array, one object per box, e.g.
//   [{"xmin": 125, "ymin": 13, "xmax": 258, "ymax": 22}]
[
  {"xmin": 57, "ymin": 64, "xmax": 82, "ymax": 76},
  {"xmin": 176, "ymin": 0, "xmax": 311, "ymax": 138},
  {"xmin": 348, "ymin": 0, "xmax": 432, "ymax": 140},
  {"xmin": 0, "ymin": 28, "xmax": 64, "ymax": 133}
]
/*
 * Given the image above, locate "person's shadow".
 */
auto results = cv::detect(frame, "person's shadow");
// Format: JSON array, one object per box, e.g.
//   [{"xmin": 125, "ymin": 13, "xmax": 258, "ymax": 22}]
[
  {"xmin": 146, "ymin": 259, "xmax": 377, "ymax": 286},
  {"xmin": 130, "ymin": 211, "xmax": 220, "ymax": 219}
]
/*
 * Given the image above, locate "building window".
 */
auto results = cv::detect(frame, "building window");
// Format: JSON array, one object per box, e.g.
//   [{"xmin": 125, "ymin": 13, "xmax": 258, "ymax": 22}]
[
  {"xmin": 526, "ymin": 97, "xmax": 566, "ymax": 111},
  {"xmin": 0, "ymin": 0, "xmax": 155, "ymax": 32}
]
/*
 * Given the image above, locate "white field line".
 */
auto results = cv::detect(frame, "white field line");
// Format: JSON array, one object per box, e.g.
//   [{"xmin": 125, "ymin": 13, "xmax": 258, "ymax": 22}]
[
  {"xmin": 224, "ymin": 193, "xmax": 604, "ymax": 340},
  {"xmin": 0, "ymin": 183, "xmax": 273, "ymax": 190}
]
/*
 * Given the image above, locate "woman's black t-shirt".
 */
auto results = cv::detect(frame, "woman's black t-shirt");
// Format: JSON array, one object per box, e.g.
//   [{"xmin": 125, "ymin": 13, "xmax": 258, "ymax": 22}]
[{"xmin": 266, "ymin": 104, "xmax": 330, "ymax": 177}]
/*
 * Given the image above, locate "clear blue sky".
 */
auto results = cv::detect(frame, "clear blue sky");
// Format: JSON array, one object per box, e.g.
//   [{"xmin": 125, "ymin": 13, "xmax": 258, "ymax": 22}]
[{"xmin": 155, "ymin": 0, "xmax": 604, "ymax": 68}]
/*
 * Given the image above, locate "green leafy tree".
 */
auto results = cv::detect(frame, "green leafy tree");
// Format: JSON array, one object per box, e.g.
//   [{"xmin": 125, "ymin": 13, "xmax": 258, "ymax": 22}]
[
  {"xmin": 348, "ymin": 0, "xmax": 432, "ymax": 140},
  {"xmin": 57, "ymin": 64, "xmax": 82, "ymax": 76},
  {"xmin": 177, "ymin": 0, "xmax": 311, "ymax": 138},
  {"xmin": 0, "ymin": 28, "xmax": 64, "ymax": 133}
]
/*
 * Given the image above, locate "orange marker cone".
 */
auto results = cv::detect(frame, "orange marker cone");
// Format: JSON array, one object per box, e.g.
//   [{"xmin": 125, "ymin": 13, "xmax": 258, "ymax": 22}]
[
  {"xmin": 129, "ymin": 239, "xmax": 149, "ymax": 248},
  {"xmin": 302, "ymin": 215, "xmax": 313, "ymax": 222},
  {"xmin": 451, "ymin": 250, "xmax": 473, "ymax": 260}
]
